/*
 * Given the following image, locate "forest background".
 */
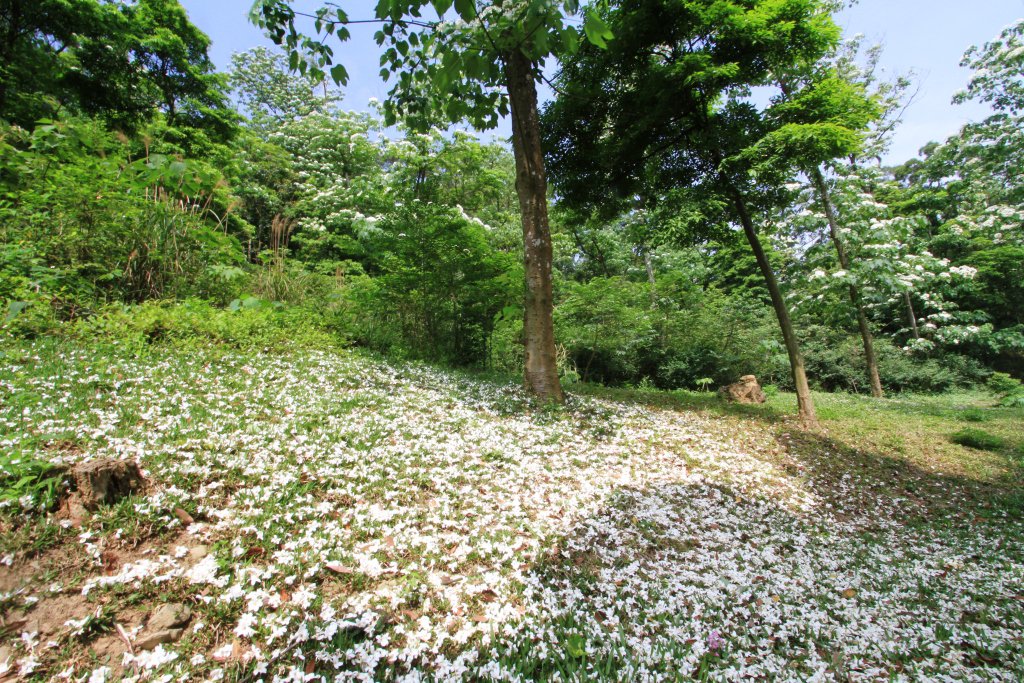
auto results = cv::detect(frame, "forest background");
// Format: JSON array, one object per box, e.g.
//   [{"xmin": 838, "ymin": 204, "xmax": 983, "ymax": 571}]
[{"xmin": 2, "ymin": 0, "xmax": 1023, "ymax": 408}]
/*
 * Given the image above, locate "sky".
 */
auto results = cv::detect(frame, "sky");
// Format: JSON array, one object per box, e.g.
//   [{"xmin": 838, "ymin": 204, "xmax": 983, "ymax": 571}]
[{"xmin": 180, "ymin": 0, "xmax": 1024, "ymax": 163}]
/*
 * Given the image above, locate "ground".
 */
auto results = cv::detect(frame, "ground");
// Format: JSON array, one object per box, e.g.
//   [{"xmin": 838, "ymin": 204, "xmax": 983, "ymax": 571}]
[{"xmin": 1, "ymin": 338, "xmax": 1023, "ymax": 682}]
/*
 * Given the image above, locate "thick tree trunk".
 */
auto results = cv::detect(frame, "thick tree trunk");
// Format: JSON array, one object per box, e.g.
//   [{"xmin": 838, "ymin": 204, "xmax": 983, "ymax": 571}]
[
  {"xmin": 810, "ymin": 167, "xmax": 884, "ymax": 398},
  {"xmin": 728, "ymin": 185, "xmax": 817, "ymax": 425},
  {"xmin": 505, "ymin": 50, "xmax": 564, "ymax": 403}
]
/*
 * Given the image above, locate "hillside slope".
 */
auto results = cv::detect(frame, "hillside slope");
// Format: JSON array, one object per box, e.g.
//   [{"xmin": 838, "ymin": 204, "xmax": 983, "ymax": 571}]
[{"xmin": 1, "ymin": 341, "xmax": 1023, "ymax": 681}]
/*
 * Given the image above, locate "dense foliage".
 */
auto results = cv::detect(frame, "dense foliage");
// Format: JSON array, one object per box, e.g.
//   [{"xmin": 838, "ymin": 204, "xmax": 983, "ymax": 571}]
[{"xmin": 0, "ymin": 0, "xmax": 1020, "ymax": 397}]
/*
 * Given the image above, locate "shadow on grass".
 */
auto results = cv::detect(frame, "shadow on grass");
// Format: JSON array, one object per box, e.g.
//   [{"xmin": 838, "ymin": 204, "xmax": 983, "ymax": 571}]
[
  {"xmin": 569, "ymin": 382, "xmax": 793, "ymax": 421},
  {"xmin": 569, "ymin": 382, "xmax": 1024, "ymax": 521},
  {"xmin": 475, "ymin": 477, "xmax": 1024, "ymax": 682}
]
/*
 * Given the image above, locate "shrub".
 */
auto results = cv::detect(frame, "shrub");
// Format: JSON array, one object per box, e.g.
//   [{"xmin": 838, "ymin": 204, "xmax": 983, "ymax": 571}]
[
  {"xmin": 72, "ymin": 298, "xmax": 348, "ymax": 351},
  {"xmin": 987, "ymin": 372, "xmax": 1024, "ymax": 407},
  {"xmin": 959, "ymin": 408, "xmax": 988, "ymax": 423},
  {"xmin": 950, "ymin": 428, "xmax": 1006, "ymax": 451}
]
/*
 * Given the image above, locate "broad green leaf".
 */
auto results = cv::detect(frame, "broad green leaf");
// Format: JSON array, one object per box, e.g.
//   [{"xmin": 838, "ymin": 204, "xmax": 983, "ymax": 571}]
[
  {"xmin": 583, "ymin": 10, "xmax": 613, "ymax": 49},
  {"xmin": 330, "ymin": 63, "xmax": 349, "ymax": 84},
  {"xmin": 454, "ymin": 0, "xmax": 475, "ymax": 21},
  {"xmin": 5, "ymin": 301, "xmax": 29, "ymax": 322}
]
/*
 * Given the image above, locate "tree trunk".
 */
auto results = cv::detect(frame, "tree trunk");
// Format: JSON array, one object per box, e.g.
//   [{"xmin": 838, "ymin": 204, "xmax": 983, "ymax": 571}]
[
  {"xmin": 642, "ymin": 245, "xmax": 657, "ymax": 308},
  {"xmin": 903, "ymin": 291, "xmax": 920, "ymax": 339},
  {"xmin": 727, "ymin": 184, "xmax": 817, "ymax": 425},
  {"xmin": 504, "ymin": 50, "xmax": 564, "ymax": 403},
  {"xmin": 810, "ymin": 167, "xmax": 883, "ymax": 398}
]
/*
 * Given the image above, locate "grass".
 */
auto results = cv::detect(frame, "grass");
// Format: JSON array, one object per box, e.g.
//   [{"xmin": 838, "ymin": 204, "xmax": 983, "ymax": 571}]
[
  {"xmin": 951, "ymin": 427, "xmax": 1007, "ymax": 451},
  {"xmin": 1, "ymin": 333, "xmax": 1023, "ymax": 682}
]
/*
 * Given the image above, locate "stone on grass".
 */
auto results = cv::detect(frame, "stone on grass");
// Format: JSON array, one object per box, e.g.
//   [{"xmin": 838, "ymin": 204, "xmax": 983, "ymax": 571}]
[{"xmin": 136, "ymin": 603, "xmax": 191, "ymax": 651}]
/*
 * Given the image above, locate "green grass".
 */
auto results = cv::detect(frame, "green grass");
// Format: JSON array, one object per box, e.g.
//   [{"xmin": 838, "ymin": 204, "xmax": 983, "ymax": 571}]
[{"xmin": 951, "ymin": 428, "xmax": 1007, "ymax": 451}]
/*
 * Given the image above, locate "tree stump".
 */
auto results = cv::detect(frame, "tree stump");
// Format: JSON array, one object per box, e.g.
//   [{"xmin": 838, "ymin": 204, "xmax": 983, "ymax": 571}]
[{"xmin": 718, "ymin": 375, "xmax": 767, "ymax": 404}]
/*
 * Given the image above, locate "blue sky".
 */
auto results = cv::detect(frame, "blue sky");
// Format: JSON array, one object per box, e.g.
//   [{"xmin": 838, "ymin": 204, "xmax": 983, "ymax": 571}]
[{"xmin": 180, "ymin": 0, "xmax": 1024, "ymax": 163}]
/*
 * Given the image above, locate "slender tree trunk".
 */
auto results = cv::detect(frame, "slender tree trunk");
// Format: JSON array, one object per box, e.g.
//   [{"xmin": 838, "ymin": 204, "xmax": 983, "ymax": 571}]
[
  {"xmin": 727, "ymin": 183, "xmax": 817, "ymax": 425},
  {"xmin": 810, "ymin": 167, "xmax": 884, "ymax": 398},
  {"xmin": 505, "ymin": 50, "xmax": 564, "ymax": 403},
  {"xmin": 903, "ymin": 292, "xmax": 920, "ymax": 339},
  {"xmin": 642, "ymin": 245, "xmax": 657, "ymax": 308}
]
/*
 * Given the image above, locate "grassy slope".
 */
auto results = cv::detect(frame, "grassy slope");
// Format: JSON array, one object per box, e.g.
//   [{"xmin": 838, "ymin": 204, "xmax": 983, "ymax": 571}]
[{"xmin": 1, "ymin": 337, "xmax": 1023, "ymax": 682}]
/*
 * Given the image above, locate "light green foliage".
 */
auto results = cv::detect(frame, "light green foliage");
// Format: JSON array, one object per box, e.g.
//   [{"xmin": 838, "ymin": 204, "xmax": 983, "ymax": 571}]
[
  {"xmin": 229, "ymin": 47, "xmax": 339, "ymax": 128},
  {"xmin": 0, "ymin": 118, "xmax": 245, "ymax": 325},
  {"xmin": 955, "ymin": 19, "xmax": 1024, "ymax": 115},
  {"xmin": 75, "ymin": 298, "xmax": 346, "ymax": 351}
]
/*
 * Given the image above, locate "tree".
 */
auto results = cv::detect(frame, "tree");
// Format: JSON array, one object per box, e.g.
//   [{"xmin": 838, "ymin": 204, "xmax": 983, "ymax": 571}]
[
  {"xmin": 250, "ymin": 0, "xmax": 615, "ymax": 403},
  {"xmin": 543, "ymin": 0, "xmax": 842, "ymax": 424},
  {"xmin": 229, "ymin": 47, "xmax": 338, "ymax": 129},
  {"xmin": 884, "ymin": 19, "xmax": 1024, "ymax": 374},
  {"xmin": 761, "ymin": 40, "xmax": 890, "ymax": 397},
  {"xmin": 0, "ymin": 0, "xmax": 234, "ymax": 138}
]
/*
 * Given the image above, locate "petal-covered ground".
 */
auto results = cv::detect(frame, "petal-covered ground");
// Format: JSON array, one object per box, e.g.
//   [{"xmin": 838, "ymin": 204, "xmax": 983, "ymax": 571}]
[{"xmin": 1, "ymin": 341, "xmax": 1022, "ymax": 682}]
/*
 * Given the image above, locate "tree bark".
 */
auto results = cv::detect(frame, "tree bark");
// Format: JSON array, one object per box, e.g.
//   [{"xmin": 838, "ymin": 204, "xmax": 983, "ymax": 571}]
[
  {"xmin": 810, "ymin": 167, "xmax": 884, "ymax": 398},
  {"xmin": 727, "ymin": 183, "xmax": 817, "ymax": 425},
  {"xmin": 903, "ymin": 291, "xmax": 920, "ymax": 339},
  {"xmin": 505, "ymin": 50, "xmax": 564, "ymax": 403}
]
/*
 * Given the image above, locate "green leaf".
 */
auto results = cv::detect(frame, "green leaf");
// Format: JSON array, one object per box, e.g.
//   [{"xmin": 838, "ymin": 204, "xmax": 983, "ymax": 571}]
[
  {"xmin": 330, "ymin": 64, "xmax": 349, "ymax": 85},
  {"xmin": 5, "ymin": 301, "xmax": 29, "ymax": 322},
  {"xmin": 454, "ymin": 0, "xmax": 475, "ymax": 21},
  {"xmin": 583, "ymin": 10, "xmax": 613, "ymax": 49},
  {"xmin": 431, "ymin": 0, "xmax": 453, "ymax": 16}
]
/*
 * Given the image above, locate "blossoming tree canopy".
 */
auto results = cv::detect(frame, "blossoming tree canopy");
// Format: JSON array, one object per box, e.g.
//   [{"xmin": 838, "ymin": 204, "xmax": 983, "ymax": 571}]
[{"xmin": 249, "ymin": 0, "xmax": 614, "ymax": 402}]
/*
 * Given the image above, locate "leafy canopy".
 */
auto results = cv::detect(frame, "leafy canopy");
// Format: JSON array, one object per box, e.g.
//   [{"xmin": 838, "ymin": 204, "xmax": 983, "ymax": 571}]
[{"xmin": 250, "ymin": 0, "xmax": 613, "ymax": 130}]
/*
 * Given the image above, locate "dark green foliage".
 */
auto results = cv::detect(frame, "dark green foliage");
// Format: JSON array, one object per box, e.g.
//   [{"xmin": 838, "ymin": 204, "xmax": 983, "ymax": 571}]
[
  {"xmin": 950, "ymin": 428, "xmax": 1006, "ymax": 452},
  {"xmin": 0, "ymin": 0, "xmax": 235, "ymax": 140}
]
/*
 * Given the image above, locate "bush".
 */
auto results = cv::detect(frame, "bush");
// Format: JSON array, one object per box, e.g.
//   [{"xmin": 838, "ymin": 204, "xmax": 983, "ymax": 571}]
[
  {"xmin": 987, "ymin": 372, "xmax": 1024, "ymax": 407},
  {"xmin": 959, "ymin": 408, "xmax": 989, "ymax": 423},
  {"xmin": 72, "ymin": 298, "xmax": 348, "ymax": 351},
  {"xmin": 800, "ymin": 327, "xmax": 982, "ymax": 394},
  {"xmin": 1, "ymin": 118, "xmax": 247, "ymax": 308},
  {"xmin": 950, "ymin": 428, "xmax": 1006, "ymax": 451}
]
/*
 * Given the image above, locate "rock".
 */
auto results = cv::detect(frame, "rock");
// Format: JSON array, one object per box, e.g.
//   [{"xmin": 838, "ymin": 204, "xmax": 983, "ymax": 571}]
[
  {"xmin": 173, "ymin": 508, "xmax": 194, "ymax": 525},
  {"xmin": 147, "ymin": 603, "xmax": 191, "ymax": 632},
  {"xmin": 135, "ymin": 603, "xmax": 191, "ymax": 651},
  {"xmin": 188, "ymin": 545, "xmax": 209, "ymax": 562},
  {"xmin": 135, "ymin": 628, "xmax": 184, "ymax": 651},
  {"xmin": 718, "ymin": 375, "xmax": 767, "ymax": 404},
  {"xmin": 69, "ymin": 459, "xmax": 146, "ymax": 510}
]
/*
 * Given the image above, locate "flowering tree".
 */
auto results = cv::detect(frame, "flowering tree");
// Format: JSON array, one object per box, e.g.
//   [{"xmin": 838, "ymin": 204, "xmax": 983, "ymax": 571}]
[
  {"xmin": 781, "ymin": 166, "xmax": 981, "ymax": 358},
  {"xmin": 887, "ymin": 20, "xmax": 1024, "ymax": 371},
  {"xmin": 541, "ymin": 0, "xmax": 843, "ymax": 424},
  {"xmin": 250, "ymin": 0, "xmax": 614, "ymax": 403}
]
